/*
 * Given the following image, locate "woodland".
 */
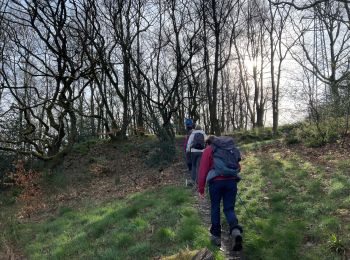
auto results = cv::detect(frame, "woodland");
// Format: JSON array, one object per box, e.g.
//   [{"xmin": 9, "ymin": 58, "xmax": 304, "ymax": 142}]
[
  {"xmin": 0, "ymin": 0, "xmax": 349, "ymax": 159},
  {"xmin": 0, "ymin": 0, "xmax": 350, "ymax": 259}
]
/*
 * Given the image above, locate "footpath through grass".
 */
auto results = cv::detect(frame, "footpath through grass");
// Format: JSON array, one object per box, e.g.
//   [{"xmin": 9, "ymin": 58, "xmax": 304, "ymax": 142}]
[
  {"xmin": 1, "ymin": 186, "xmax": 221, "ymax": 259},
  {"xmin": 1, "ymin": 132, "xmax": 349, "ymax": 259},
  {"xmin": 238, "ymin": 142, "xmax": 350, "ymax": 259}
]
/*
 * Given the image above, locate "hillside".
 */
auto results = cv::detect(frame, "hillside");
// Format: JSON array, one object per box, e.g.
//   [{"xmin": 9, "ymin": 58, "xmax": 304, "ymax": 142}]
[{"xmin": 0, "ymin": 134, "xmax": 349, "ymax": 259}]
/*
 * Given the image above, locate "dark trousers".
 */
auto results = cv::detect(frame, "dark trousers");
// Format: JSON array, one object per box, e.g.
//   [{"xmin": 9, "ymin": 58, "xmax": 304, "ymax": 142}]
[
  {"xmin": 186, "ymin": 152, "xmax": 192, "ymax": 171},
  {"xmin": 191, "ymin": 152, "xmax": 202, "ymax": 182},
  {"xmin": 209, "ymin": 179, "xmax": 241, "ymax": 237}
]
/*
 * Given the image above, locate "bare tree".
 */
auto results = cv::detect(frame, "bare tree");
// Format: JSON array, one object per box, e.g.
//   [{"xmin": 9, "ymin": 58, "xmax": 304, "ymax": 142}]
[
  {"xmin": 197, "ymin": 0, "xmax": 242, "ymax": 135},
  {"xmin": 129, "ymin": 0, "xmax": 200, "ymax": 142},
  {"xmin": 0, "ymin": 0, "xmax": 92, "ymax": 160},
  {"xmin": 267, "ymin": 1, "xmax": 292, "ymax": 134}
]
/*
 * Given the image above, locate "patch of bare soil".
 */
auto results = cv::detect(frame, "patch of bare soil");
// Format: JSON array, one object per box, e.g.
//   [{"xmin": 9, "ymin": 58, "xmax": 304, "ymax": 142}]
[
  {"xmin": 0, "ymin": 242, "xmax": 25, "ymax": 260},
  {"xmin": 14, "ymin": 140, "xmax": 186, "ymax": 222}
]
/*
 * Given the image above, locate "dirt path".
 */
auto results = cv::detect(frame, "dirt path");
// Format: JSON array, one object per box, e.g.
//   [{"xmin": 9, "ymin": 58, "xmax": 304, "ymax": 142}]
[{"xmin": 175, "ymin": 137, "xmax": 244, "ymax": 260}]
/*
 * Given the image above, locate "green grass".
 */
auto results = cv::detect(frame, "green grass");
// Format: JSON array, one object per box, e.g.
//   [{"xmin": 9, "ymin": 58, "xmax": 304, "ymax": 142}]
[
  {"xmin": 2, "ymin": 186, "xmax": 221, "ymax": 259},
  {"xmin": 41, "ymin": 167, "xmax": 69, "ymax": 192},
  {"xmin": 109, "ymin": 135, "xmax": 178, "ymax": 168},
  {"xmin": 232, "ymin": 127, "xmax": 275, "ymax": 144},
  {"xmin": 2, "ymin": 131, "xmax": 349, "ymax": 259},
  {"xmin": 239, "ymin": 139, "xmax": 277, "ymax": 151},
  {"xmin": 281, "ymin": 119, "xmax": 346, "ymax": 147},
  {"xmin": 0, "ymin": 191, "xmax": 20, "ymax": 254},
  {"xmin": 238, "ymin": 148, "xmax": 350, "ymax": 259},
  {"xmin": 72, "ymin": 138, "xmax": 104, "ymax": 155}
]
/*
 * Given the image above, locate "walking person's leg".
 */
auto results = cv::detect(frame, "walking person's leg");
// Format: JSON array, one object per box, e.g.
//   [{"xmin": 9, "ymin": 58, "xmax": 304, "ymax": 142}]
[
  {"xmin": 186, "ymin": 152, "xmax": 192, "ymax": 171},
  {"xmin": 195, "ymin": 153, "xmax": 202, "ymax": 184},
  {"xmin": 222, "ymin": 180, "xmax": 238, "ymax": 228},
  {"xmin": 191, "ymin": 152, "xmax": 198, "ymax": 182},
  {"xmin": 191, "ymin": 152, "xmax": 202, "ymax": 183},
  {"xmin": 209, "ymin": 181, "xmax": 223, "ymax": 246},
  {"xmin": 222, "ymin": 180, "xmax": 243, "ymax": 251}
]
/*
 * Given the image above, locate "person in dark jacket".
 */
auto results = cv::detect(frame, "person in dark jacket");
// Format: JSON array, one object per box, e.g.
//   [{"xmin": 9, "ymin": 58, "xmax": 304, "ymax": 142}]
[{"xmin": 198, "ymin": 135, "xmax": 243, "ymax": 250}]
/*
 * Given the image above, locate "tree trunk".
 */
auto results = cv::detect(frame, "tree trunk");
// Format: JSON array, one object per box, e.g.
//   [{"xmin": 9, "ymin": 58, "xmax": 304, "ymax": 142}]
[{"xmin": 90, "ymin": 84, "xmax": 96, "ymax": 136}]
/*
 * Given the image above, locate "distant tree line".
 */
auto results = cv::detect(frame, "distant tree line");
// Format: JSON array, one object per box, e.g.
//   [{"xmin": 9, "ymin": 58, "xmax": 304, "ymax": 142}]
[{"xmin": 0, "ymin": 0, "xmax": 349, "ymax": 161}]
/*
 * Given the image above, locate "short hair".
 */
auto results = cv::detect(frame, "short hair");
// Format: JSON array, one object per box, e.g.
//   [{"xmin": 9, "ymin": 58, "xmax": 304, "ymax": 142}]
[
  {"xmin": 195, "ymin": 124, "xmax": 202, "ymax": 130},
  {"xmin": 206, "ymin": 135, "xmax": 216, "ymax": 145}
]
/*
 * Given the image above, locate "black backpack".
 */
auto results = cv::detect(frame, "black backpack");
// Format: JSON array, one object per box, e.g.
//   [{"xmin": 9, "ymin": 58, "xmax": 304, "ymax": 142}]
[{"xmin": 192, "ymin": 132, "xmax": 205, "ymax": 150}]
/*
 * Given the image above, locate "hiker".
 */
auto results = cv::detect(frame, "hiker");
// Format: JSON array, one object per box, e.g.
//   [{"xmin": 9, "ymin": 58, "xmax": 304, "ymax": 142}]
[
  {"xmin": 186, "ymin": 125, "xmax": 207, "ymax": 183},
  {"xmin": 184, "ymin": 118, "xmax": 194, "ymax": 171},
  {"xmin": 198, "ymin": 135, "xmax": 243, "ymax": 250}
]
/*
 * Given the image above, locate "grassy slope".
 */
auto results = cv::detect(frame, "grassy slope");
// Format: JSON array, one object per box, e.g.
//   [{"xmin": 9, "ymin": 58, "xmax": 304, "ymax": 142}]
[
  {"xmin": 238, "ymin": 140, "xmax": 350, "ymax": 259},
  {"xmin": 1, "ymin": 133, "xmax": 349, "ymax": 259},
  {"xmin": 0, "ymin": 136, "xmax": 223, "ymax": 259},
  {"xmin": 4, "ymin": 186, "xmax": 221, "ymax": 260}
]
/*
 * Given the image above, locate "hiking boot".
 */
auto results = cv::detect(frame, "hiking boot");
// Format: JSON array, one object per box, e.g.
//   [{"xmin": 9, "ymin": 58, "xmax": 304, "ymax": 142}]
[
  {"xmin": 192, "ymin": 182, "xmax": 198, "ymax": 191},
  {"xmin": 186, "ymin": 179, "xmax": 194, "ymax": 187},
  {"xmin": 210, "ymin": 235, "xmax": 221, "ymax": 247},
  {"xmin": 230, "ymin": 228, "xmax": 243, "ymax": 251}
]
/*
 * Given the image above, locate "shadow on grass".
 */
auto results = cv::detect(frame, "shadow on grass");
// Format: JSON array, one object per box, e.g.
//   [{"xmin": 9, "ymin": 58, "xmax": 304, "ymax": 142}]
[
  {"xmin": 238, "ymin": 151, "xmax": 349, "ymax": 260},
  {"xmin": 7, "ymin": 186, "xmax": 221, "ymax": 260}
]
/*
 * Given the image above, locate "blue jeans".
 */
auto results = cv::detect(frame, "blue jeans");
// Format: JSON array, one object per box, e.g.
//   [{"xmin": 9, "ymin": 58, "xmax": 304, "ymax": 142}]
[
  {"xmin": 191, "ymin": 152, "xmax": 202, "ymax": 182},
  {"xmin": 209, "ymin": 179, "xmax": 241, "ymax": 237}
]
